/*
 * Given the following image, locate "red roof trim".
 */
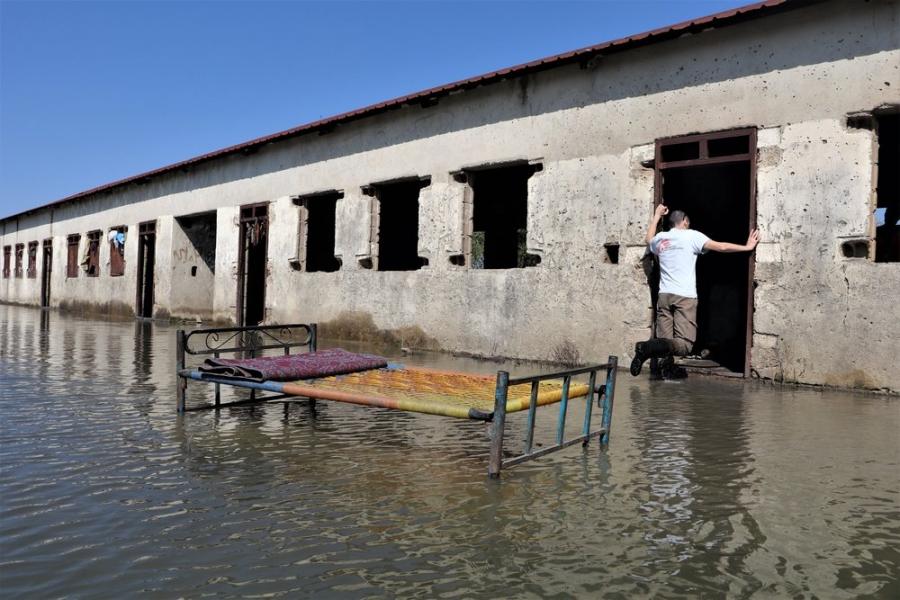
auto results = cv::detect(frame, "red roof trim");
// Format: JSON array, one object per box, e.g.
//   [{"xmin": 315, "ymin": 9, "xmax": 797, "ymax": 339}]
[{"xmin": 5, "ymin": 0, "xmax": 820, "ymax": 221}]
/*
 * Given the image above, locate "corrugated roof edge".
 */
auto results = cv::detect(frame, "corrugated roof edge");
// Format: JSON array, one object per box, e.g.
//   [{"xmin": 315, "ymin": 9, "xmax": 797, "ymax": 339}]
[{"xmin": 3, "ymin": 0, "xmax": 822, "ymax": 223}]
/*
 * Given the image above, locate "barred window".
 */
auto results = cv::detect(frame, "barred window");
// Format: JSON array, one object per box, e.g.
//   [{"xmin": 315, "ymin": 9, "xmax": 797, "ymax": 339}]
[
  {"xmin": 27, "ymin": 242, "xmax": 38, "ymax": 278},
  {"xmin": 14, "ymin": 244, "xmax": 24, "ymax": 278},
  {"xmin": 85, "ymin": 230, "xmax": 101, "ymax": 277}
]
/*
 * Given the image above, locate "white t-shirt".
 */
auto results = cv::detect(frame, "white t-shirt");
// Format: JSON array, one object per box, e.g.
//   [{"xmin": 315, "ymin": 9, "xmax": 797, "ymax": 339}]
[{"xmin": 649, "ymin": 228, "xmax": 710, "ymax": 298}]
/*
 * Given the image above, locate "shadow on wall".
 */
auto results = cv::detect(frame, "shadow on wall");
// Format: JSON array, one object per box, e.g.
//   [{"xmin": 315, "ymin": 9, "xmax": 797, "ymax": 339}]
[{"xmin": 33, "ymin": 1, "xmax": 894, "ymax": 226}]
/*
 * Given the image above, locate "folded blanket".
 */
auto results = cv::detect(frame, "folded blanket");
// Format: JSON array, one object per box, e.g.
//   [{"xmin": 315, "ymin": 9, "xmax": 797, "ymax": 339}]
[{"xmin": 198, "ymin": 348, "xmax": 388, "ymax": 382}]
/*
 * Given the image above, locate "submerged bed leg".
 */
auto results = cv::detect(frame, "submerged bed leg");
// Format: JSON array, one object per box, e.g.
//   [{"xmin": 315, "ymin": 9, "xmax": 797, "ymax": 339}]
[
  {"xmin": 600, "ymin": 356, "xmax": 618, "ymax": 447},
  {"xmin": 582, "ymin": 370, "xmax": 598, "ymax": 446},
  {"xmin": 555, "ymin": 376, "xmax": 571, "ymax": 445},
  {"xmin": 488, "ymin": 371, "xmax": 510, "ymax": 479},
  {"xmin": 524, "ymin": 381, "xmax": 539, "ymax": 454}
]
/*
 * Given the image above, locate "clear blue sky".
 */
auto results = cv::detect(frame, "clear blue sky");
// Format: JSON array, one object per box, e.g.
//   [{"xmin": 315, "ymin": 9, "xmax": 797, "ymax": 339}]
[{"xmin": 0, "ymin": 0, "xmax": 750, "ymax": 217}]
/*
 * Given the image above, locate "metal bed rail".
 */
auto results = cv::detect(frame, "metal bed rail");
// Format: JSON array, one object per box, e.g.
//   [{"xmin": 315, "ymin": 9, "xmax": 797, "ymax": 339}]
[
  {"xmin": 176, "ymin": 323, "xmax": 317, "ymax": 412},
  {"xmin": 488, "ymin": 356, "xmax": 618, "ymax": 478}
]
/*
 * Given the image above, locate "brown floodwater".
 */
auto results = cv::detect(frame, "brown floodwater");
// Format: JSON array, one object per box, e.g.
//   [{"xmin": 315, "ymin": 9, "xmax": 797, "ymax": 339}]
[{"xmin": 1, "ymin": 304, "xmax": 898, "ymax": 598}]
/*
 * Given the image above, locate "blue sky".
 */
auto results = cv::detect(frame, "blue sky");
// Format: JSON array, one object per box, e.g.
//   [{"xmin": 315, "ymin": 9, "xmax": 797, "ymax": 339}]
[{"xmin": 0, "ymin": 0, "xmax": 751, "ymax": 217}]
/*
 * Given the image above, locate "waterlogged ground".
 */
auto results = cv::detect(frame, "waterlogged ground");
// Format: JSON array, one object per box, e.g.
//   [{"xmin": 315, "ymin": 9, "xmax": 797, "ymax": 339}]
[{"xmin": 1, "ymin": 304, "xmax": 898, "ymax": 598}]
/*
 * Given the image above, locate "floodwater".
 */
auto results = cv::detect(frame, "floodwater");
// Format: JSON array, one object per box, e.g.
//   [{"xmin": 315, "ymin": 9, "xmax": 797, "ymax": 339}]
[{"xmin": 1, "ymin": 305, "xmax": 898, "ymax": 599}]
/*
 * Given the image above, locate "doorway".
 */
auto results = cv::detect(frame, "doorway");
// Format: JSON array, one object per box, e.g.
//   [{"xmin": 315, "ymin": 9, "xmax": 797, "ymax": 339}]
[
  {"xmin": 135, "ymin": 221, "xmax": 156, "ymax": 319},
  {"xmin": 237, "ymin": 203, "xmax": 268, "ymax": 327},
  {"xmin": 654, "ymin": 129, "xmax": 757, "ymax": 375},
  {"xmin": 40, "ymin": 239, "xmax": 52, "ymax": 308}
]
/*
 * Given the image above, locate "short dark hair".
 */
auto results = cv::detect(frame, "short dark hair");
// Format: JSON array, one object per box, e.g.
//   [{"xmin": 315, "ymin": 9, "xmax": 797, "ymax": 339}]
[{"xmin": 669, "ymin": 210, "xmax": 688, "ymax": 226}]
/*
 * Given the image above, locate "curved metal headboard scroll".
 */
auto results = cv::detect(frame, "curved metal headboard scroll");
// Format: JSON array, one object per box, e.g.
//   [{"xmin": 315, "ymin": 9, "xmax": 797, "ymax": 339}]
[{"xmin": 182, "ymin": 323, "xmax": 314, "ymax": 356}]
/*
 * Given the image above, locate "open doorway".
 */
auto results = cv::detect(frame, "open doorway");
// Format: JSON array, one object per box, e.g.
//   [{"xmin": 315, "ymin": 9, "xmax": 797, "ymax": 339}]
[
  {"xmin": 135, "ymin": 221, "xmax": 156, "ymax": 319},
  {"xmin": 40, "ymin": 239, "xmax": 52, "ymax": 308},
  {"xmin": 655, "ymin": 129, "xmax": 756, "ymax": 375},
  {"xmin": 237, "ymin": 203, "xmax": 268, "ymax": 327}
]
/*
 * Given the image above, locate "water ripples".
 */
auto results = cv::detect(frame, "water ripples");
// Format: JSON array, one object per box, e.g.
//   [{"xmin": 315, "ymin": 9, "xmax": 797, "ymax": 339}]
[{"xmin": 1, "ymin": 305, "xmax": 898, "ymax": 598}]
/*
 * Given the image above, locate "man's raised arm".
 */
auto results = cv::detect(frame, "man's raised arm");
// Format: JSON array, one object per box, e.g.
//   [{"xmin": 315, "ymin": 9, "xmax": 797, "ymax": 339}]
[
  {"xmin": 703, "ymin": 230, "xmax": 760, "ymax": 253},
  {"xmin": 646, "ymin": 204, "xmax": 669, "ymax": 244}
]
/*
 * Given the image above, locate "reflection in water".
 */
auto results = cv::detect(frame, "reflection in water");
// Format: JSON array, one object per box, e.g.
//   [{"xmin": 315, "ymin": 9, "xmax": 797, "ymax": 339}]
[{"xmin": 0, "ymin": 304, "xmax": 898, "ymax": 598}]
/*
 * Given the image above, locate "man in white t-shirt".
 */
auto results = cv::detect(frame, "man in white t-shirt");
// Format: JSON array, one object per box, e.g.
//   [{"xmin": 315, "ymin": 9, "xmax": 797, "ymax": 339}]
[{"xmin": 630, "ymin": 204, "xmax": 759, "ymax": 378}]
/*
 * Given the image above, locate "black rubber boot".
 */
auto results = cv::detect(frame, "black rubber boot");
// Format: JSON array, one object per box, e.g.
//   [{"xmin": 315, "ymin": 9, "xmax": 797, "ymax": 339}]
[
  {"xmin": 630, "ymin": 339, "xmax": 674, "ymax": 376},
  {"xmin": 659, "ymin": 356, "xmax": 688, "ymax": 380}
]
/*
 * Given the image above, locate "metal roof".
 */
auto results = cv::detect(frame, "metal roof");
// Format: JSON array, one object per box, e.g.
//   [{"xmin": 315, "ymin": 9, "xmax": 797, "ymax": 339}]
[{"xmin": 4, "ymin": 0, "xmax": 821, "ymax": 222}]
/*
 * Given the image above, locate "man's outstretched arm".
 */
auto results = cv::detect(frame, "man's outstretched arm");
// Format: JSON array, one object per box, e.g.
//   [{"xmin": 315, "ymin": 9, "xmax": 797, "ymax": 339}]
[
  {"xmin": 704, "ymin": 229, "xmax": 760, "ymax": 253},
  {"xmin": 646, "ymin": 204, "xmax": 668, "ymax": 244}
]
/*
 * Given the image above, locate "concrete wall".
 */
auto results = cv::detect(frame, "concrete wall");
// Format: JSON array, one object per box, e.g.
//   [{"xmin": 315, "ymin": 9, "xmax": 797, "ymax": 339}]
[{"xmin": 2, "ymin": 0, "xmax": 899, "ymax": 391}]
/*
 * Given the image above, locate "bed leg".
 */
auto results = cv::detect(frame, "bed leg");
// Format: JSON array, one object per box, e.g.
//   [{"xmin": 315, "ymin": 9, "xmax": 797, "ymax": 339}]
[
  {"xmin": 600, "ymin": 356, "xmax": 618, "ymax": 447},
  {"xmin": 488, "ymin": 371, "xmax": 509, "ymax": 479},
  {"xmin": 582, "ymin": 370, "xmax": 598, "ymax": 446}
]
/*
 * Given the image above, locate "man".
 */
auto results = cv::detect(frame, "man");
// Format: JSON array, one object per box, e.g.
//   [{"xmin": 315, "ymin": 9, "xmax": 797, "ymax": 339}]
[{"xmin": 630, "ymin": 203, "xmax": 759, "ymax": 377}]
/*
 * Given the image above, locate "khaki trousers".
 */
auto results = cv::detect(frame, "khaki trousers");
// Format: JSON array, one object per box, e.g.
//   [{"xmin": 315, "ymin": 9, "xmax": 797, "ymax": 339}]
[{"xmin": 656, "ymin": 293, "xmax": 697, "ymax": 356}]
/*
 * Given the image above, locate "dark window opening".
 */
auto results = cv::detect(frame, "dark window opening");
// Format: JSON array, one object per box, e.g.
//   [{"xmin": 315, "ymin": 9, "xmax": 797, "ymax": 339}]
[
  {"xmin": 84, "ymin": 231, "xmax": 101, "ymax": 277},
  {"xmin": 604, "ymin": 242, "xmax": 620, "ymax": 264},
  {"xmin": 295, "ymin": 191, "xmax": 342, "ymax": 272},
  {"xmin": 67, "ymin": 235, "xmax": 80, "ymax": 278},
  {"xmin": 841, "ymin": 239, "xmax": 869, "ymax": 258},
  {"xmin": 469, "ymin": 164, "xmax": 540, "ymax": 269},
  {"xmin": 27, "ymin": 242, "xmax": 38, "ymax": 278},
  {"xmin": 14, "ymin": 244, "xmax": 23, "ymax": 278},
  {"xmin": 374, "ymin": 179, "xmax": 428, "ymax": 272},
  {"xmin": 109, "ymin": 226, "xmax": 127, "ymax": 277},
  {"xmin": 874, "ymin": 112, "xmax": 899, "ymax": 262},
  {"xmin": 176, "ymin": 213, "xmax": 217, "ymax": 272},
  {"xmin": 3, "ymin": 246, "xmax": 10, "ymax": 278},
  {"xmin": 708, "ymin": 135, "xmax": 750, "ymax": 157},
  {"xmin": 661, "ymin": 141, "xmax": 700, "ymax": 163}
]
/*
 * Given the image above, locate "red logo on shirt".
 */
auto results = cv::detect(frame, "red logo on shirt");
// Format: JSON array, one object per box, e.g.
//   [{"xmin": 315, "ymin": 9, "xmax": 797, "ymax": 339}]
[{"xmin": 657, "ymin": 239, "xmax": 671, "ymax": 252}]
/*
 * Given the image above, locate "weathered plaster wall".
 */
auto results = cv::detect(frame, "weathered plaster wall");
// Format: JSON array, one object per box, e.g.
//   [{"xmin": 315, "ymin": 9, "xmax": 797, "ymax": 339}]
[{"xmin": 2, "ymin": 0, "xmax": 899, "ymax": 391}]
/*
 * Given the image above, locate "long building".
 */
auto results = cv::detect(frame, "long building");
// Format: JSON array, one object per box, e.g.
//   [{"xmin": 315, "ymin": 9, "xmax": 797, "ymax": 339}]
[{"xmin": 2, "ymin": 0, "xmax": 899, "ymax": 392}]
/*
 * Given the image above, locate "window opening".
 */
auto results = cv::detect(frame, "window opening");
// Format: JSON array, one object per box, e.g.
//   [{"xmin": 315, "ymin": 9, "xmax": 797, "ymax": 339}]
[
  {"xmin": 27, "ymin": 241, "xmax": 38, "ymax": 278},
  {"xmin": 658, "ymin": 130, "xmax": 754, "ymax": 168},
  {"xmin": 293, "ymin": 191, "xmax": 342, "ymax": 272},
  {"xmin": 109, "ymin": 226, "xmax": 127, "ymax": 277},
  {"xmin": 14, "ymin": 244, "xmax": 23, "ymax": 278},
  {"xmin": 604, "ymin": 242, "xmax": 620, "ymax": 264},
  {"xmin": 708, "ymin": 135, "xmax": 750, "ymax": 157},
  {"xmin": 369, "ymin": 179, "xmax": 429, "ymax": 271},
  {"xmin": 841, "ymin": 239, "xmax": 869, "ymax": 258},
  {"xmin": 661, "ymin": 142, "xmax": 699, "ymax": 163},
  {"xmin": 466, "ymin": 164, "xmax": 540, "ymax": 269},
  {"xmin": 874, "ymin": 112, "xmax": 899, "ymax": 262},
  {"xmin": 2, "ymin": 246, "xmax": 10, "ymax": 278},
  {"xmin": 84, "ymin": 230, "xmax": 101, "ymax": 277},
  {"xmin": 67, "ymin": 234, "xmax": 81, "ymax": 278}
]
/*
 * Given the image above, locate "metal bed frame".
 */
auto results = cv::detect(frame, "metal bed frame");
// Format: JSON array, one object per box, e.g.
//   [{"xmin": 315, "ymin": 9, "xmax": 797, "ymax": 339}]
[{"xmin": 175, "ymin": 323, "xmax": 616, "ymax": 478}]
